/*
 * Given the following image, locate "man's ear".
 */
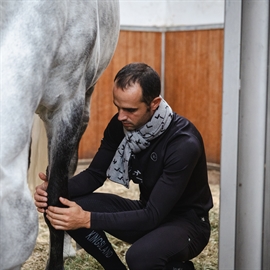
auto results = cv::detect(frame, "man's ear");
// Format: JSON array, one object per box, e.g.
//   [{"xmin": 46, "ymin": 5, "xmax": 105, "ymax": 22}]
[{"xmin": 151, "ymin": 96, "xmax": 162, "ymax": 111}]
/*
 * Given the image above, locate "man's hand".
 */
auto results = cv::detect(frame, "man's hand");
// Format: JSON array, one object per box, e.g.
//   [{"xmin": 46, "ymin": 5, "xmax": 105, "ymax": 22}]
[
  {"xmin": 46, "ymin": 197, "xmax": 91, "ymax": 230},
  {"xmin": 34, "ymin": 172, "xmax": 48, "ymax": 213}
]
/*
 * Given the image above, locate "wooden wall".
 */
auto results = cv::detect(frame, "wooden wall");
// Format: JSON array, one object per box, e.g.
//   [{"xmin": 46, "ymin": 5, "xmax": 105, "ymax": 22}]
[
  {"xmin": 78, "ymin": 29, "xmax": 224, "ymax": 164},
  {"xmin": 165, "ymin": 30, "xmax": 224, "ymax": 163}
]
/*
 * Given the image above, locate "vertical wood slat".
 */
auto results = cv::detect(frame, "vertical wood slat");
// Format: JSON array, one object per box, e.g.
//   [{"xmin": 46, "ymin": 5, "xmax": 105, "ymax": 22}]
[{"xmin": 78, "ymin": 29, "xmax": 223, "ymax": 164}]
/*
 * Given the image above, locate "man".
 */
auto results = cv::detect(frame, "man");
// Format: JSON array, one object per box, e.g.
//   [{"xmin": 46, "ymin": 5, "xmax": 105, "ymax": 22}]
[{"xmin": 35, "ymin": 62, "xmax": 213, "ymax": 270}]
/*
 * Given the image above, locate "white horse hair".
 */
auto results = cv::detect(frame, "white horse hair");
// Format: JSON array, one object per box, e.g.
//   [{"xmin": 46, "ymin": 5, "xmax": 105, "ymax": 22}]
[{"xmin": 0, "ymin": 1, "xmax": 119, "ymax": 269}]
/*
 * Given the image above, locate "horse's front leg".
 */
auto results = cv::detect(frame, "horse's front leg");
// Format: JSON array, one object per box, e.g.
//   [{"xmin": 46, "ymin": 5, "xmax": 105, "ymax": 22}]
[
  {"xmin": 43, "ymin": 99, "xmax": 86, "ymax": 270},
  {"xmin": 63, "ymin": 87, "xmax": 94, "ymax": 255},
  {"xmin": 45, "ymin": 217, "xmax": 65, "ymax": 270},
  {"xmin": 44, "ymin": 163, "xmax": 68, "ymax": 270}
]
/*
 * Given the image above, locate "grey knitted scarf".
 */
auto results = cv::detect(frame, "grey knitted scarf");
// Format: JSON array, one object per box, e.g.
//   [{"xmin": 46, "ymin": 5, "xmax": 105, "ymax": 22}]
[{"xmin": 106, "ymin": 97, "xmax": 173, "ymax": 188}]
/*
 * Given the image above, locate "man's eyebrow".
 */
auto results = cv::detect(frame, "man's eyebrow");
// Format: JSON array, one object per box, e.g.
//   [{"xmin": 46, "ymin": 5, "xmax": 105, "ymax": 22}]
[{"xmin": 113, "ymin": 101, "xmax": 138, "ymax": 111}]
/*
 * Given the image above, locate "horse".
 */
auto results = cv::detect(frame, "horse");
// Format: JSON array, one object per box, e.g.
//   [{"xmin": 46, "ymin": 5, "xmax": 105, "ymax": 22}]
[{"xmin": 0, "ymin": 1, "xmax": 120, "ymax": 269}]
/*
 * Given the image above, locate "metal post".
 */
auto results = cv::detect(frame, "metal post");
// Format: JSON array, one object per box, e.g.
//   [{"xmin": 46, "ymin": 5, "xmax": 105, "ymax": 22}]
[
  {"xmin": 220, "ymin": 1, "xmax": 269, "ymax": 269},
  {"xmin": 263, "ymin": 37, "xmax": 270, "ymax": 270},
  {"xmin": 236, "ymin": 2, "xmax": 269, "ymax": 269},
  {"xmin": 161, "ymin": 31, "xmax": 166, "ymax": 98},
  {"xmin": 218, "ymin": 1, "xmax": 242, "ymax": 269}
]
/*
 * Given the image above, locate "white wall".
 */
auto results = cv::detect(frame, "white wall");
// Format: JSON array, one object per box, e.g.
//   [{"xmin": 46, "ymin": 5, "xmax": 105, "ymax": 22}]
[{"xmin": 119, "ymin": 0, "xmax": 224, "ymax": 28}]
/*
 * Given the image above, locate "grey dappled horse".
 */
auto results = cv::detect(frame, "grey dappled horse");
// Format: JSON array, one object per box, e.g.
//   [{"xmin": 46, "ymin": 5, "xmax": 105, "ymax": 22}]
[{"xmin": 0, "ymin": 1, "xmax": 119, "ymax": 269}]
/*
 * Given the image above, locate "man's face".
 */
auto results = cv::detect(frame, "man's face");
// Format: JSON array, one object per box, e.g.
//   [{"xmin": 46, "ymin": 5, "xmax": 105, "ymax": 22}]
[{"xmin": 113, "ymin": 82, "xmax": 160, "ymax": 131}]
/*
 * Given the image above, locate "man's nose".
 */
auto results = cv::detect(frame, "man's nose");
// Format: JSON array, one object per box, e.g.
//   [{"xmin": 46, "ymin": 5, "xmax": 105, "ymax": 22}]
[{"xmin": 118, "ymin": 110, "xmax": 127, "ymax": 121}]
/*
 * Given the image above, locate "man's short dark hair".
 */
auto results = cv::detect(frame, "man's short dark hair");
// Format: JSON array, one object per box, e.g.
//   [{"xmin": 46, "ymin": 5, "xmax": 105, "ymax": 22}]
[{"xmin": 114, "ymin": 63, "xmax": 161, "ymax": 106}]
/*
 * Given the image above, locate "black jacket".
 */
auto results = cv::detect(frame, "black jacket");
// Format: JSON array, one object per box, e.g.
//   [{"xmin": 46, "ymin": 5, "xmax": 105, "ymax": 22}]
[{"xmin": 68, "ymin": 113, "xmax": 213, "ymax": 231}]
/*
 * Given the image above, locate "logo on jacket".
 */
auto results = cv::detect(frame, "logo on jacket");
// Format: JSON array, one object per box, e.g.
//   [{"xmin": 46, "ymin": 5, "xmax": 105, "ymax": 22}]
[{"xmin": 150, "ymin": 152, "xmax": 158, "ymax": 162}]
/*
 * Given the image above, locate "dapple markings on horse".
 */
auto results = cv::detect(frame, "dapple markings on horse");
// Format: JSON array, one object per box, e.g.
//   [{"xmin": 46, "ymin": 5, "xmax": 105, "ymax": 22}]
[{"xmin": 0, "ymin": 1, "xmax": 119, "ymax": 269}]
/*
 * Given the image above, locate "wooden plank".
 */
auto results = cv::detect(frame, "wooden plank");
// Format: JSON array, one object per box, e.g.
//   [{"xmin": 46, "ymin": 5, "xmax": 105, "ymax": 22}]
[{"xmin": 165, "ymin": 29, "xmax": 224, "ymax": 163}]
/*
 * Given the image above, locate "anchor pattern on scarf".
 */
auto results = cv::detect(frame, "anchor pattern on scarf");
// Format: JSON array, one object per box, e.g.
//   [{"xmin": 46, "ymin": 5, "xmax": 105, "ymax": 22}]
[{"xmin": 107, "ymin": 97, "xmax": 173, "ymax": 188}]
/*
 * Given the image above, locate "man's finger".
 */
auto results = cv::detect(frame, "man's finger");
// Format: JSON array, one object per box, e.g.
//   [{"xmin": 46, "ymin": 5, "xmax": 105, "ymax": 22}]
[
  {"xmin": 37, "ymin": 207, "xmax": 46, "ymax": 213},
  {"xmin": 39, "ymin": 172, "xmax": 48, "ymax": 181},
  {"xmin": 47, "ymin": 205, "xmax": 69, "ymax": 215},
  {"xmin": 59, "ymin": 197, "xmax": 74, "ymax": 207},
  {"xmin": 34, "ymin": 187, "xmax": 47, "ymax": 197}
]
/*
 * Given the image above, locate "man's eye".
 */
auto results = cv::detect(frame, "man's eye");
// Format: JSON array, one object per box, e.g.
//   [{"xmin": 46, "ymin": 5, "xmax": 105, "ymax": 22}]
[{"xmin": 127, "ymin": 109, "xmax": 136, "ymax": 113}]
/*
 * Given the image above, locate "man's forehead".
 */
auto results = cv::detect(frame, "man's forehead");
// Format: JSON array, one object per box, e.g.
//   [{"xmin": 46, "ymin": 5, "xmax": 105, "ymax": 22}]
[
  {"xmin": 113, "ymin": 82, "xmax": 142, "ymax": 96},
  {"xmin": 113, "ymin": 84, "xmax": 145, "ymax": 106}
]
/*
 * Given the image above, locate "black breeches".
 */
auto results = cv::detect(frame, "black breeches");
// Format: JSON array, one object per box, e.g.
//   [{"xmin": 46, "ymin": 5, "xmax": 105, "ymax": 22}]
[{"xmin": 67, "ymin": 193, "xmax": 210, "ymax": 270}]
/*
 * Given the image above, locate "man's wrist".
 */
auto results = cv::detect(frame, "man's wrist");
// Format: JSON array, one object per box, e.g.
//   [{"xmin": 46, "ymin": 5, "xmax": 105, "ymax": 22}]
[{"xmin": 84, "ymin": 211, "xmax": 91, "ymax": 229}]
